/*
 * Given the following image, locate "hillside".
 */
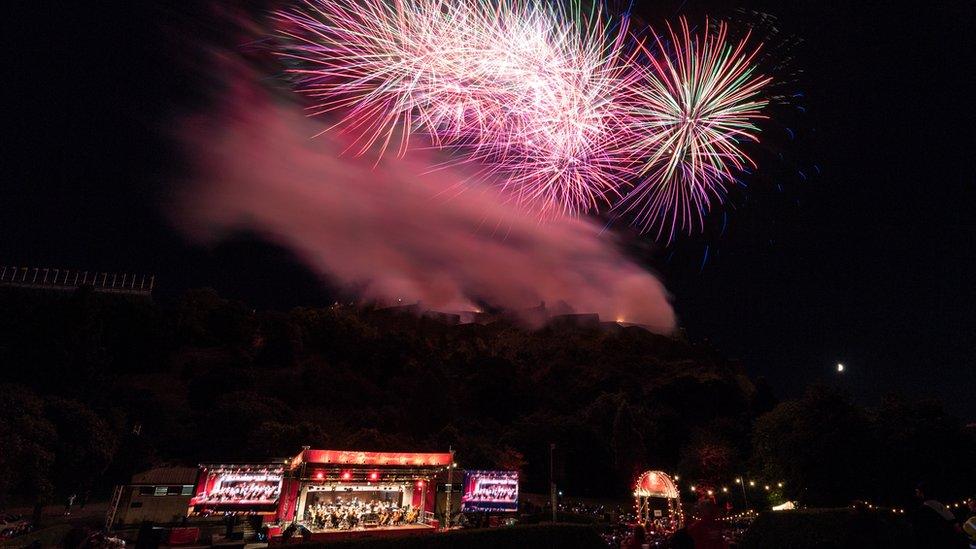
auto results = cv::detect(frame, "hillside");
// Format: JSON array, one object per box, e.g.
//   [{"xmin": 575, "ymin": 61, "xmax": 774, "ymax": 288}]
[{"xmin": 0, "ymin": 286, "xmax": 768, "ymax": 502}]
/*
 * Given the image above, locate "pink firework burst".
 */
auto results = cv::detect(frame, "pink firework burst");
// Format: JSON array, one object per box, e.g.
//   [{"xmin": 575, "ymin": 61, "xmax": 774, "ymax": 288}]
[
  {"xmin": 456, "ymin": 3, "xmax": 642, "ymax": 217},
  {"xmin": 276, "ymin": 0, "xmax": 504, "ymax": 157},
  {"xmin": 276, "ymin": 0, "xmax": 642, "ymax": 217}
]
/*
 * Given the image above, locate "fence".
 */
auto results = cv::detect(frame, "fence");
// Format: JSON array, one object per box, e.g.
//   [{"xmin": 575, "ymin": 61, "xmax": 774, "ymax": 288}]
[{"xmin": 0, "ymin": 265, "xmax": 154, "ymax": 295}]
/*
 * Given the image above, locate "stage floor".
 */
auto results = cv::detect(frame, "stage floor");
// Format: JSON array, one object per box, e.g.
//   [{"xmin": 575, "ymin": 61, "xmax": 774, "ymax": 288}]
[{"xmin": 271, "ymin": 524, "xmax": 436, "ymax": 544}]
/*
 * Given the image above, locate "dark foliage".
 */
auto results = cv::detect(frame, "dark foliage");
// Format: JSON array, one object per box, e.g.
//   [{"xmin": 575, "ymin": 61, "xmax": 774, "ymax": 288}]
[
  {"xmin": 740, "ymin": 509, "xmax": 913, "ymax": 549},
  {"xmin": 751, "ymin": 385, "xmax": 976, "ymax": 507},
  {"xmin": 0, "ymin": 287, "xmax": 758, "ymax": 504},
  {"xmin": 0, "ymin": 287, "xmax": 973, "ymax": 510}
]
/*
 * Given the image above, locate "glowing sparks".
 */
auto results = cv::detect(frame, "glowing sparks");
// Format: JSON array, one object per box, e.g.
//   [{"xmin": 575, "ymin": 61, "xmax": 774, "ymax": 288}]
[
  {"xmin": 619, "ymin": 18, "xmax": 772, "ymax": 241},
  {"xmin": 461, "ymin": 3, "xmax": 640, "ymax": 216},
  {"xmin": 275, "ymin": 2, "xmax": 775, "ymax": 239}
]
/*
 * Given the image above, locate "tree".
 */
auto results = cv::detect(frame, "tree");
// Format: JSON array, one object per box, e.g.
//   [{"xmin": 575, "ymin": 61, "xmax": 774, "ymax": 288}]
[
  {"xmin": 678, "ymin": 424, "xmax": 743, "ymax": 488},
  {"xmin": 751, "ymin": 385, "xmax": 877, "ymax": 506},
  {"xmin": 0, "ymin": 386, "xmax": 57, "ymax": 506},
  {"xmin": 43, "ymin": 397, "xmax": 118, "ymax": 497},
  {"xmin": 870, "ymin": 394, "xmax": 976, "ymax": 505}
]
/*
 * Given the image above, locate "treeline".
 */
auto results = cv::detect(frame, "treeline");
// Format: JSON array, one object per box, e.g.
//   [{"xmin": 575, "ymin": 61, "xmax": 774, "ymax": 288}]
[{"xmin": 0, "ymin": 287, "xmax": 972, "ymax": 510}]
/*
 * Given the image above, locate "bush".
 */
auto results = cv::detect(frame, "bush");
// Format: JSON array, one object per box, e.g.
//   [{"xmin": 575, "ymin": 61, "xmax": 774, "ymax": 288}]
[
  {"xmin": 739, "ymin": 508, "xmax": 913, "ymax": 549},
  {"xmin": 293, "ymin": 524, "xmax": 605, "ymax": 549},
  {"xmin": 520, "ymin": 511, "xmax": 601, "ymax": 525}
]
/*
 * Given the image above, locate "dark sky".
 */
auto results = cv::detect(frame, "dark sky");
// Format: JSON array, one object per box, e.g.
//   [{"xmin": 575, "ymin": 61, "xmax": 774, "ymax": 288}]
[{"xmin": 3, "ymin": 1, "xmax": 974, "ymax": 417}]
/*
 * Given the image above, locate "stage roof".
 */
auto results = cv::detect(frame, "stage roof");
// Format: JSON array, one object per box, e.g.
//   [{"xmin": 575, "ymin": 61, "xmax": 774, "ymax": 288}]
[
  {"xmin": 293, "ymin": 449, "xmax": 453, "ymax": 468},
  {"xmin": 635, "ymin": 470, "xmax": 679, "ymax": 499}
]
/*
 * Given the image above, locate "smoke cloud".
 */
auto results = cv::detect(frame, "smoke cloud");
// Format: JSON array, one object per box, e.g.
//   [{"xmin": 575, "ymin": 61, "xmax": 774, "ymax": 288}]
[{"xmin": 173, "ymin": 69, "xmax": 675, "ymax": 333}]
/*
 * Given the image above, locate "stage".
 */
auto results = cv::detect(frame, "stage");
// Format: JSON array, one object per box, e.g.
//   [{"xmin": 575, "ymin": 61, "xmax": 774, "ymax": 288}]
[{"xmin": 270, "ymin": 523, "xmax": 436, "ymax": 544}]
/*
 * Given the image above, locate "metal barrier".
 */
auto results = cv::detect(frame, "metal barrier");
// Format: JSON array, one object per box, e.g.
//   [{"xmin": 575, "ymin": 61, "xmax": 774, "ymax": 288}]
[{"xmin": 0, "ymin": 266, "xmax": 154, "ymax": 295}]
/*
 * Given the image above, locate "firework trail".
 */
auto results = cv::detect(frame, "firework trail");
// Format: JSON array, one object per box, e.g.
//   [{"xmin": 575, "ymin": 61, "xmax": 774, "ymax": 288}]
[
  {"xmin": 617, "ymin": 18, "xmax": 772, "ymax": 242},
  {"xmin": 275, "ymin": 2, "xmax": 774, "ymax": 240}
]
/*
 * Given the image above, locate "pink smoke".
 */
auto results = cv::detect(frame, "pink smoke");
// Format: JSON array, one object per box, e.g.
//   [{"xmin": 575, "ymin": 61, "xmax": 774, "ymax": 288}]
[{"xmin": 172, "ymin": 69, "xmax": 675, "ymax": 333}]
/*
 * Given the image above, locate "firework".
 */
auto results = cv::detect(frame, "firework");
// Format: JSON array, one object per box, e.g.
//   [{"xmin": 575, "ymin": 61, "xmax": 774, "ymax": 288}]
[
  {"xmin": 276, "ymin": 0, "xmax": 490, "ymax": 156},
  {"xmin": 276, "ymin": 2, "xmax": 773, "ymax": 238},
  {"xmin": 277, "ymin": 0, "xmax": 640, "ymax": 215},
  {"xmin": 617, "ymin": 18, "xmax": 772, "ymax": 241},
  {"xmin": 276, "ymin": 0, "xmax": 553, "ymax": 156},
  {"xmin": 458, "ymin": 3, "xmax": 641, "ymax": 216}
]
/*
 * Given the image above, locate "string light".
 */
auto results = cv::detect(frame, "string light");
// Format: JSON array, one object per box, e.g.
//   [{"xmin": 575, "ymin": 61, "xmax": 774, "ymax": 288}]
[
  {"xmin": 676, "ymin": 477, "xmax": 787, "ymax": 495},
  {"xmin": 851, "ymin": 500, "xmax": 910, "ymax": 514},
  {"xmin": 634, "ymin": 472, "xmax": 683, "ymax": 534}
]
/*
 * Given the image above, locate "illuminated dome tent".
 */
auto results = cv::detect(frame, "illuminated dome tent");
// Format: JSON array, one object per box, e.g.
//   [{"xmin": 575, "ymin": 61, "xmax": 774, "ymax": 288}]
[{"xmin": 634, "ymin": 471, "xmax": 682, "ymax": 531}]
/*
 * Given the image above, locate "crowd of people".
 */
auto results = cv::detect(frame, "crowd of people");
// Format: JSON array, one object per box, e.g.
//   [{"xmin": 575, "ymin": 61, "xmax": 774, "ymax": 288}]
[{"xmin": 303, "ymin": 499, "xmax": 419, "ymax": 530}]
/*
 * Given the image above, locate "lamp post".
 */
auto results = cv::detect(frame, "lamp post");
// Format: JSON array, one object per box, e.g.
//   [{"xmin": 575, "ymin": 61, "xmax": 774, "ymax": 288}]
[
  {"xmin": 549, "ymin": 443, "xmax": 557, "ymax": 523},
  {"xmin": 444, "ymin": 448, "xmax": 455, "ymax": 529},
  {"xmin": 738, "ymin": 476, "xmax": 750, "ymax": 509}
]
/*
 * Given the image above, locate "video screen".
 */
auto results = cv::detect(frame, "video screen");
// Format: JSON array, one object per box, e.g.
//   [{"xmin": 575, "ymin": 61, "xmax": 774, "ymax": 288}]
[
  {"xmin": 191, "ymin": 469, "xmax": 283, "ymax": 507},
  {"xmin": 460, "ymin": 470, "xmax": 518, "ymax": 512}
]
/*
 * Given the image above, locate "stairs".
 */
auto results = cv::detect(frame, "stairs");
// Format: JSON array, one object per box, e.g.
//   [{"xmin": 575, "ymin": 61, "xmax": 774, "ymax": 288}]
[{"xmin": 104, "ymin": 485, "xmax": 124, "ymax": 532}]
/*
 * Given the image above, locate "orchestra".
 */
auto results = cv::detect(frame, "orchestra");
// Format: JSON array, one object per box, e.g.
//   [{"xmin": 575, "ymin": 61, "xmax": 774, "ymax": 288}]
[{"xmin": 303, "ymin": 499, "xmax": 418, "ymax": 530}]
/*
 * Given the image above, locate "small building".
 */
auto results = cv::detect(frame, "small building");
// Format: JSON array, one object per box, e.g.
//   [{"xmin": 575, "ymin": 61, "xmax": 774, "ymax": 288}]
[{"xmin": 113, "ymin": 467, "xmax": 199, "ymax": 526}]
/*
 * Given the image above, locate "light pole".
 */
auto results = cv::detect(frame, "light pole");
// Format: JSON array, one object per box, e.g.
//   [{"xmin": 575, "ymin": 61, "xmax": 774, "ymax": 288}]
[
  {"xmin": 444, "ymin": 448, "xmax": 456, "ymax": 529},
  {"xmin": 738, "ymin": 476, "xmax": 750, "ymax": 510},
  {"xmin": 549, "ymin": 443, "xmax": 557, "ymax": 523}
]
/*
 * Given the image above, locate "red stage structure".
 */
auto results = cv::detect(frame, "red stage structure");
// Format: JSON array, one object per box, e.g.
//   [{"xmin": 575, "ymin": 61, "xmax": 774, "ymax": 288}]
[
  {"xmin": 190, "ymin": 448, "xmax": 454, "ymax": 543},
  {"xmin": 285, "ymin": 449, "xmax": 452, "ymax": 520}
]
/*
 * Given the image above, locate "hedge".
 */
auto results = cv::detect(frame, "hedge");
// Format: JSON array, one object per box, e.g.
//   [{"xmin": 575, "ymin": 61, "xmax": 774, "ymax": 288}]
[
  {"xmin": 293, "ymin": 524, "xmax": 605, "ymax": 549},
  {"xmin": 739, "ymin": 508, "xmax": 914, "ymax": 549},
  {"xmin": 520, "ymin": 511, "xmax": 601, "ymax": 525}
]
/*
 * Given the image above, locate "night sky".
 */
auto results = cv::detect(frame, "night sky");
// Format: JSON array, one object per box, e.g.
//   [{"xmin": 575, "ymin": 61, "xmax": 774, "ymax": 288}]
[{"xmin": 3, "ymin": 1, "xmax": 974, "ymax": 417}]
